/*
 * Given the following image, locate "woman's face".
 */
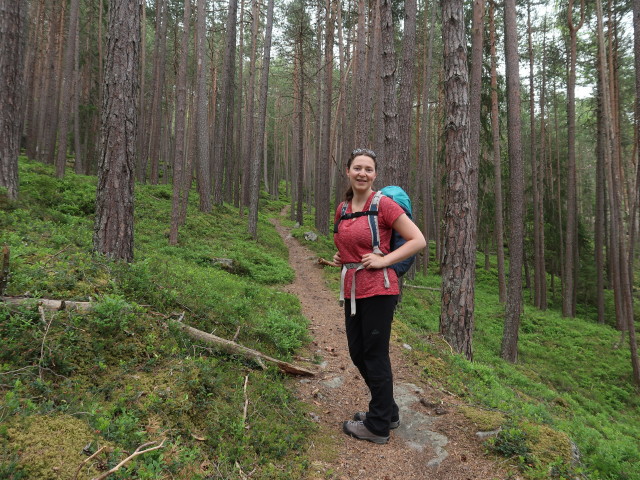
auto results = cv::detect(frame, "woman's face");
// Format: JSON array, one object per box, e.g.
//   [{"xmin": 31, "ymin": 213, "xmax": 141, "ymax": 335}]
[{"xmin": 347, "ymin": 155, "xmax": 377, "ymax": 193}]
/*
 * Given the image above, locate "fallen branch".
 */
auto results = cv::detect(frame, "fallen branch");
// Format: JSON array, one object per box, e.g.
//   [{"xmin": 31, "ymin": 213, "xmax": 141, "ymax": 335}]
[
  {"xmin": 174, "ymin": 319, "xmax": 316, "ymax": 377},
  {"xmin": 74, "ymin": 446, "xmax": 107, "ymax": 480},
  {"xmin": 403, "ymin": 284, "xmax": 440, "ymax": 292},
  {"xmin": 38, "ymin": 306, "xmax": 54, "ymax": 381},
  {"xmin": 0, "ymin": 296, "xmax": 93, "ymax": 313},
  {"xmin": 91, "ymin": 439, "xmax": 166, "ymax": 480}
]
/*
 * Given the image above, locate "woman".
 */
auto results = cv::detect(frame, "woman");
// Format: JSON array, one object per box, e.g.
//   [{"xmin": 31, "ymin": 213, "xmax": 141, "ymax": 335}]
[{"xmin": 333, "ymin": 148, "xmax": 426, "ymax": 444}]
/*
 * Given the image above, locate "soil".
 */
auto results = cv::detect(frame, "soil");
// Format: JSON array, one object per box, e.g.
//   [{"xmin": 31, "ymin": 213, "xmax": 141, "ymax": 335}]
[{"xmin": 272, "ymin": 217, "xmax": 512, "ymax": 480}]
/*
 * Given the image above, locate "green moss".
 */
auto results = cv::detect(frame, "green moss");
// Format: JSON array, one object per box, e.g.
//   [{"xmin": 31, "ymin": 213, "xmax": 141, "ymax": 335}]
[
  {"xmin": 459, "ymin": 406, "xmax": 505, "ymax": 432},
  {"xmin": 4, "ymin": 414, "xmax": 105, "ymax": 479}
]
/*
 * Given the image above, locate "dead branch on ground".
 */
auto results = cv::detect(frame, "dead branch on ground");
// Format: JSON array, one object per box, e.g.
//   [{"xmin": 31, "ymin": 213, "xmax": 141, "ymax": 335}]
[
  {"xmin": 74, "ymin": 446, "xmax": 107, "ymax": 480},
  {"xmin": 1, "ymin": 296, "xmax": 93, "ymax": 313},
  {"xmin": 91, "ymin": 439, "xmax": 166, "ymax": 480},
  {"xmin": 174, "ymin": 317, "xmax": 316, "ymax": 377}
]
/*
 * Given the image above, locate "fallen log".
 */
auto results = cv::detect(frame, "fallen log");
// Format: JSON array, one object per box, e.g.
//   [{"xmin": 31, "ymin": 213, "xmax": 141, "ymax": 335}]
[
  {"xmin": 403, "ymin": 284, "xmax": 440, "ymax": 292},
  {"xmin": 1, "ymin": 296, "xmax": 94, "ymax": 313},
  {"xmin": 174, "ymin": 320, "xmax": 316, "ymax": 377}
]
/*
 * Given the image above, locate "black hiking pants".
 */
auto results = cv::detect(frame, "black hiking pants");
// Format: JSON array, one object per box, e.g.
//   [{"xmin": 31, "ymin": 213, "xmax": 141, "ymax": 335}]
[{"xmin": 345, "ymin": 294, "xmax": 399, "ymax": 436}]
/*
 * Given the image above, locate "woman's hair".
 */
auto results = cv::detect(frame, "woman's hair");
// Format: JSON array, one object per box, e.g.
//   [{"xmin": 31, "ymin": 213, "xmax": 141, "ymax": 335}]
[{"xmin": 344, "ymin": 148, "xmax": 377, "ymax": 201}]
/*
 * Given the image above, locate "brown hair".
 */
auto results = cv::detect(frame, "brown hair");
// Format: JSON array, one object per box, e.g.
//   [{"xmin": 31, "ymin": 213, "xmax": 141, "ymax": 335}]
[{"xmin": 344, "ymin": 148, "xmax": 377, "ymax": 201}]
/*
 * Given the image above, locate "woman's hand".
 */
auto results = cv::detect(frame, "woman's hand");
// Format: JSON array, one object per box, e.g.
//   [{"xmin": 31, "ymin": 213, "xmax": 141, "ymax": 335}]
[
  {"xmin": 361, "ymin": 252, "xmax": 387, "ymax": 269},
  {"xmin": 333, "ymin": 251, "xmax": 342, "ymax": 265}
]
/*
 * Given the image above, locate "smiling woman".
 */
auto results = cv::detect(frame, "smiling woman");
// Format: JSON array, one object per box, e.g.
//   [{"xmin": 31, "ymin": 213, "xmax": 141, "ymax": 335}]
[{"xmin": 332, "ymin": 148, "xmax": 425, "ymax": 444}]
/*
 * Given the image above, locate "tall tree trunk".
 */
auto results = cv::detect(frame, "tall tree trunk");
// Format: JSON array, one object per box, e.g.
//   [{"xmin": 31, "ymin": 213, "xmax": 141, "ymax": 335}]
[
  {"xmin": 0, "ymin": 0, "xmax": 27, "ymax": 200},
  {"xmin": 54, "ymin": 0, "xmax": 80, "ymax": 178},
  {"xmin": 214, "ymin": 0, "xmax": 238, "ymax": 205},
  {"xmin": 93, "ymin": 0, "xmax": 140, "ymax": 263},
  {"xmin": 420, "ymin": 0, "xmax": 437, "ymax": 274},
  {"xmin": 169, "ymin": 0, "xmax": 191, "ymax": 245},
  {"xmin": 501, "ymin": 0, "xmax": 526, "ymax": 363},
  {"xmin": 439, "ymin": 0, "xmax": 475, "ymax": 361},
  {"xmin": 595, "ymin": 73, "xmax": 607, "ymax": 324},
  {"xmin": 563, "ymin": 0, "xmax": 584, "ymax": 318},
  {"xmin": 537, "ymin": 14, "xmax": 548, "ymax": 310},
  {"xmin": 379, "ymin": 0, "xmax": 399, "ymax": 187},
  {"xmin": 248, "ymin": 0, "xmax": 275, "ymax": 238},
  {"xmin": 241, "ymin": 0, "xmax": 260, "ymax": 210},
  {"xmin": 354, "ymin": 0, "xmax": 369, "ymax": 146},
  {"xmin": 315, "ymin": 0, "xmax": 333, "ymax": 235},
  {"xmin": 488, "ymin": 0, "xmax": 506, "ymax": 302},
  {"xmin": 195, "ymin": 0, "xmax": 211, "ymax": 212},
  {"xmin": 148, "ymin": 0, "xmax": 167, "ymax": 185},
  {"xmin": 396, "ymin": 0, "xmax": 417, "ymax": 191},
  {"xmin": 295, "ymin": 36, "xmax": 305, "ymax": 226},
  {"xmin": 136, "ymin": 0, "xmax": 146, "ymax": 181},
  {"xmin": 597, "ymin": 0, "xmax": 640, "ymax": 386}
]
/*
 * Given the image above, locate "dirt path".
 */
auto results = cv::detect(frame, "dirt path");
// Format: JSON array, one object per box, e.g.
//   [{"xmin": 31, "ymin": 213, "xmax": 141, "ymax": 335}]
[{"xmin": 272, "ymin": 217, "xmax": 509, "ymax": 480}]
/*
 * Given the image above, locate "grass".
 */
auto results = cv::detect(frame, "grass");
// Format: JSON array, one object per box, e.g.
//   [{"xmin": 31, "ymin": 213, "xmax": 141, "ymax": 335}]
[
  {"xmin": 1, "ymin": 156, "xmax": 639, "ymax": 479},
  {"xmin": 0, "ymin": 158, "xmax": 313, "ymax": 479}
]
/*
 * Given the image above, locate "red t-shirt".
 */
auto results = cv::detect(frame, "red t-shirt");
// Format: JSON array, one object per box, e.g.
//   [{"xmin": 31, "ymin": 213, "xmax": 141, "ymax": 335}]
[{"xmin": 334, "ymin": 192, "xmax": 405, "ymax": 298}]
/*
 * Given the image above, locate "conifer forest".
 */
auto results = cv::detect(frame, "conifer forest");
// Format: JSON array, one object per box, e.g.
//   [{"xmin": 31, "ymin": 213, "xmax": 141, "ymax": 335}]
[{"xmin": 1, "ymin": 0, "xmax": 640, "ymax": 476}]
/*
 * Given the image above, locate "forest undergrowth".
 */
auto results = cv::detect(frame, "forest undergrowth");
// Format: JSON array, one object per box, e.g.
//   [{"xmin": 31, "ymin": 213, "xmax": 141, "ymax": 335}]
[{"xmin": 0, "ymin": 158, "xmax": 639, "ymax": 479}]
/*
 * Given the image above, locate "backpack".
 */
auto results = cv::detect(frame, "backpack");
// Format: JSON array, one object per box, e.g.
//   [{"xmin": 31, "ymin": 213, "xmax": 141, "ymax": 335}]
[{"xmin": 333, "ymin": 185, "xmax": 416, "ymax": 277}]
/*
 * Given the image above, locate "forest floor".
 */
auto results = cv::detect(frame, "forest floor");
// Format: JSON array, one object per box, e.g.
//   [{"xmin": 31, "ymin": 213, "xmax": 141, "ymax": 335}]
[{"xmin": 272, "ymin": 214, "xmax": 513, "ymax": 480}]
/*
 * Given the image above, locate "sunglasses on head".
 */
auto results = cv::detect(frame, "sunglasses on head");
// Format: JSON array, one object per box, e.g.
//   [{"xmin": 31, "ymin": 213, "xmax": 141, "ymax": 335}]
[{"xmin": 351, "ymin": 148, "xmax": 377, "ymax": 159}]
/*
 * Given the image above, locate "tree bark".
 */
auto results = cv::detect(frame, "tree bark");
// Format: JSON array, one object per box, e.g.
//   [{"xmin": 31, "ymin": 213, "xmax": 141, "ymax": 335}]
[
  {"xmin": 147, "ymin": 0, "xmax": 167, "ymax": 185},
  {"xmin": 501, "ymin": 0, "xmax": 525, "ymax": 363},
  {"xmin": 439, "ymin": 0, "xmax": 476, "ymax": 361},
  {"xmin": 93, "ymin": 0, "xmax": 141, "ymax": 263},
  {"xmin": 54, "ymin": 0, "xmax": 80, "ymax": 178},
  {"xmin": 563, "ymin": 0, "xmax": 584, "ymax": 318},
  {"xmin": 213, "ymin": 0, "xmax": 238, "ymax": 205},
  {"xmin": 249, "ymin": 0, "xmax": 275, "ymax": 238},
  {"xmin": 0, "ymin": 0, "xmax": 27, "ymax": 200},
  {"xmin": 195, "ymin": 0, "xmax": 211, "ymax": 213},
  {"xmin": 315, "ymin": 0, "xmax": 333, "ymax": 235},
  {"xmin": 378, "ymin": 0, "xmax": 399, "ymax": 187},
  {"xmin": 488, "ymin": 0, "xmax": 506, "ymax": 302},
  {"xmin": 396, "ymin": 0, "xmax": 417, "ymax": 191},
  {"xmin": 169, "ymin": 0, "xmax": 192, "ymax": 245}
]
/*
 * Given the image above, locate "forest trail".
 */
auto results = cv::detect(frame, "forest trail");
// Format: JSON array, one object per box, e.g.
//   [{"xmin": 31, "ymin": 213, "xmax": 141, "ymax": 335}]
[{"xmin": 271, "ymin": 214, "xmax": 509, "ymax": 480}]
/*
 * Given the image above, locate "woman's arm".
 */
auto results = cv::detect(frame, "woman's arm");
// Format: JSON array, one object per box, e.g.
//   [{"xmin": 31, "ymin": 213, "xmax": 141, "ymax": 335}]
[{"xmin": 361, "ymin": 213, "xmax": 426, "ymax": 270}]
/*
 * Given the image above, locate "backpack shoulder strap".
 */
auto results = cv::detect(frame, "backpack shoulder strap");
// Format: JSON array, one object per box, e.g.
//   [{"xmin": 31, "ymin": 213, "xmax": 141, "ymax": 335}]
[
  {"xmin": 368, "ymin": 191, "xmax": 384, "ymax": 254},
  {"xmin": 333, "ymin": 201, "xmax": 349, "ymax": 233}
]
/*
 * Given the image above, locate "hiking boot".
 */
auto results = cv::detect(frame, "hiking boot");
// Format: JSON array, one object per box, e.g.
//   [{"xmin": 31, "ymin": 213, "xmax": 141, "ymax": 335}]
[
  {"xmin": 342, "ymin": 420, "xmax": 390, "ymax": 444},
  {"xmin": 353, "ymin": 411, "xmax": 400, "ymax": 430}
]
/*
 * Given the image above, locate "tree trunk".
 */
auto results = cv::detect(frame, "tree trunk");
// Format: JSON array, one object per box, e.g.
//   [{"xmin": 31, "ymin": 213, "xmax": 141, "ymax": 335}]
[
  {"xmin": 148, "ymin": 0, "xmax": 167, "ymax": 185},
  {"xmin": 93, "ymin": 0, "xmax": 141, "ymax": 263},
  {"xmin": 597, "ymin": 0, "xmax": 640, "ymax": 386},
  {"xmin": 396, "ymin": 0, "xmax": 417, "ymax": 191},
  {"xmin": 353, "ymin": 0, "xmax": 369, "ymax": 147},
  {"xmin": 420, "ymin": 0, "xmax": 437, "ymax": 274},
  {"xmin": 0, "ymin": 0, "xmax": 27, "ymax": 200},
  {"xmin": 563, "ymin": 0, "xmax": 584, "ymax": 318},
  {"xmin": 195, "ymin": 0, "xmax": 211, "ymax": 212},
  {"xmin": 54, "ymin": 0, "xmax": 80, "ymax": 178},
  {"xmin": 439, "ymin": 0, "xmax": 475, "ymax": 361},
  {"xmin": 315, "ymin": 0, "xmax": 333, "ymax": 235},
  {"xmin": 488, "ymin": 0, "xmax": 506, "ymax": 302},
  {"xmin": 249, "ymin": 0, "xmax": 275, "ymax": 238},
  {"xmin": 169, "ymin": 0, "xmax": 191, "ymax": 245},
  {"xmin": 378, "ymin": 0, "xmax": 399, "ymax": 187},
  {"xmin": 213, "ymin": 0, "xmax": 238, "ymax": 206},
  {"xmin": 501, "ymin": 0, "xmax": 526, "ymax": 363}
]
